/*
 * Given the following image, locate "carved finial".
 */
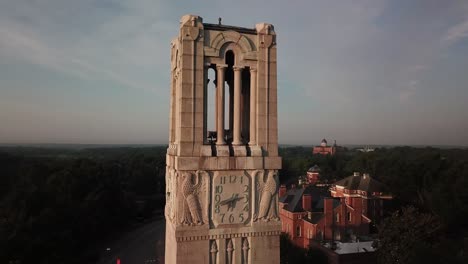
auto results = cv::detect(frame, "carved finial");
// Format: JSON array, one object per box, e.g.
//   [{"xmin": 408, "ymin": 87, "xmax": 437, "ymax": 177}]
[
  {"xmin": 210, "ymin": 240, "xmax": 218, "ymax": 264},
  {"xmin": 242, "ymin": 238, "xmax": 249, "ymax": 250},
  {"xmin": 218, "ymin": 17, "xmax": 222, "ymax": 25},
  {"xmin": 226, "ymin": 239, "xmax": 234, "ymax": 264},
  {"xmin": 211, "ymin": 241, "xmax": 218, "ymax": 253},
  {"xmin": 227, "ymin": 239, "xmax": 233, "ymax": 251},
  {"xmin": 242, "ymin": 238, "xmax": 250, "ymax": 264}
]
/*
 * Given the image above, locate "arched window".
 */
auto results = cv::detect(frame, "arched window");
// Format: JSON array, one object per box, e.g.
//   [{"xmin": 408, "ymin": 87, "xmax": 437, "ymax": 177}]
[
  {"xmin": 296, "ymin": 226, "xmax": 301, "ymax": 237},
  {"xmin": 206, "ymin": 67, "xmax": 216, "ymax": 143}
]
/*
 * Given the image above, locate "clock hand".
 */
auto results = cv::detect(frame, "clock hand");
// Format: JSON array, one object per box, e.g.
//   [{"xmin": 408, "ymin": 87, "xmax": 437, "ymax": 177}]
[{"xmin": 219, "ymin": 194, "xmax": 244, "ymax": 210}]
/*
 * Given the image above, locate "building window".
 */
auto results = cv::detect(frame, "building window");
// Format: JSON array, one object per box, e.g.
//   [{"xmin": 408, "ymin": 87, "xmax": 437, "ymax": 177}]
[
  {"xmin": 347, "ymin": 212, "xmax": 352, "ymax": 223},
  {"xmin": 335, "ymin": 213, "xmax": 340, "ymax": 223},
  {"xmin": 296, "ymin": 226, "xmax": 301, "ymax": 237}
]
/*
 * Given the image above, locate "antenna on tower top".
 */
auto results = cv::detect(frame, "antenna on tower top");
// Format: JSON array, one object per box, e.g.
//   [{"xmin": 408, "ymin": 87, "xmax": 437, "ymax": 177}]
[{"xmin": 218, "ymin": 17, "xmax": 222, "ymax": 25}]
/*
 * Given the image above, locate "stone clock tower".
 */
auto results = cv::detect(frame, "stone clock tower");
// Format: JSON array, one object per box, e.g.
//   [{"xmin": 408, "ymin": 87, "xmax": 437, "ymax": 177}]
[{"xmin": 165, "ymin": 15, "xmax": 281, "ymax": 264}]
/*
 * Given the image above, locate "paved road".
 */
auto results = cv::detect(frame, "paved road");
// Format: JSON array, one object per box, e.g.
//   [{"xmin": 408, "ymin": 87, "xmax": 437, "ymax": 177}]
[{"xmin": 97, "ymin": 218, "xmax": 166, "ymax": 264}]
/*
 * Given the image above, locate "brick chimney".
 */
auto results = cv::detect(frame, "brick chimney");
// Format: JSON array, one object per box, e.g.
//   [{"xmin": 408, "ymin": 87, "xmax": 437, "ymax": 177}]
[
  {"xmin": 279, "ymin": 185, "xmax": 287, "ymax": 198},
  {"xmin": 302, "ymin": 194, "xmax": 312, "ymax": 211}
]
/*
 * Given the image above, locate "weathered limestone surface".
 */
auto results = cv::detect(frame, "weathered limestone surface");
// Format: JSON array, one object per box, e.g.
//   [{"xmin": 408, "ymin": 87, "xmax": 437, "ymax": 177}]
[{"xmin": 165, "ymin": 14, "xmax": 281, "ymax": 264}]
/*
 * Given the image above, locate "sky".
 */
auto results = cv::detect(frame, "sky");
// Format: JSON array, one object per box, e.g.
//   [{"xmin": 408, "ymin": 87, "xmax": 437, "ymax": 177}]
[{"xmin": 1, "ymin": 0, "xmax": 468, "ymax": 146}]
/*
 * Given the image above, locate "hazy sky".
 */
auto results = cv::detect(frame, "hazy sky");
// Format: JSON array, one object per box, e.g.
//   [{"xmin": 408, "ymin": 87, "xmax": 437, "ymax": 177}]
[{"xmin": 1, "ymin": 0, "xmax": 468, "ymax": 146}]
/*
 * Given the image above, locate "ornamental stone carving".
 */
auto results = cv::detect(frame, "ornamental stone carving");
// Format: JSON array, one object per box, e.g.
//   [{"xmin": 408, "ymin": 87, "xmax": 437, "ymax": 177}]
[
  {"xmin": 253, "ymin": 170, "xmax": 279, "ymax": 222},
  {"xmin": 178, "ymin": 170, "xmax": 209, "ymax": 226}
]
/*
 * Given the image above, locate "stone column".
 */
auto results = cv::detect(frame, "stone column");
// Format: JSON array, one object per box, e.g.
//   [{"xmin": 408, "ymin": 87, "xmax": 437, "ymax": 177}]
[
  {"xmin": 249, "ymin": 68, "xmax": 257, "ymax": 146},
  {"xmin": 216, "ymin": 64, "xmax": 228, "ymax": 145},
  {"xmin": 232, "ymin": 65, "xmax": 244, "ymax": 145}
]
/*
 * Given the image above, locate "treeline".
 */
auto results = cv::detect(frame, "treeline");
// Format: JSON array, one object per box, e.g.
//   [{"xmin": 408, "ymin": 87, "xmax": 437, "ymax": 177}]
[{"xmin": 0, "ymin": 147, "xmax": 167, "ymax": 264}]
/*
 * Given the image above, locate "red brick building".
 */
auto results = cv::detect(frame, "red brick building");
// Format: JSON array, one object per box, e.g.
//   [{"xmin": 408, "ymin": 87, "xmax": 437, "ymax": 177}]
[
  {"xmin": 279, "ymin": 172, "xmax": 392, "ymax": 249},
  {"xmin": 313, "ymin": 139, "xmax": 336, "ymax": 155},
  {"xmin": 330, "ymin": 172, "xmax": 392, "ymax": 225}
]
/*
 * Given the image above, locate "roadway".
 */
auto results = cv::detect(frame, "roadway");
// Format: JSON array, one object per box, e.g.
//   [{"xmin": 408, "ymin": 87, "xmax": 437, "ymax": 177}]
[{"xmin": 96, "ymin": 217, "xmax": 166, "ymax": 264}]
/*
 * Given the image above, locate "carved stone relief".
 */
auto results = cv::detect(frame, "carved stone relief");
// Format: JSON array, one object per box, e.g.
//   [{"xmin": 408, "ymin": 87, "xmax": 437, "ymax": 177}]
[
  {"xmin": 253, "ymin": 170, "xmax": 279, "ymax": 222},
  {"xmin": 210, "ymin": 240, "xmax": 218, "ymax": 264},
  {"xmin": 242, "ymin": 238, "xmax": 250, "ymax": 264},
  {"xmin": 226, "ymin": 239, "xmax": 234, "ymax": 264},
  {"xmin": 177, "ymin": 170, "xmax": 209, "ymax": 226}
]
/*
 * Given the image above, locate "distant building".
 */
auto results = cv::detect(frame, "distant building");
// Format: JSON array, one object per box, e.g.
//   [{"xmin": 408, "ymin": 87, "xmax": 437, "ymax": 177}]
[
  {"xmin": 278, "ymin": 172, "xmax": 392, "ymax": 250},
  {"xmin": 357, "ymin": 145, "xmax": 375, "ymax": 152},
  {"xmin": 313, "ymin": 139, "xmax": 338, "ymax": 155},
  {"xmin": 306, "ymin": 165, "xmax": 321, "ymax": 185}
]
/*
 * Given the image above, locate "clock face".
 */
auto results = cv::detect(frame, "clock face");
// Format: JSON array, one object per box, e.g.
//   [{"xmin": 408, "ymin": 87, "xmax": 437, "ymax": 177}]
[{"xmin": 212, "ymin": 173, "xmax": 251, "ymax": 226}]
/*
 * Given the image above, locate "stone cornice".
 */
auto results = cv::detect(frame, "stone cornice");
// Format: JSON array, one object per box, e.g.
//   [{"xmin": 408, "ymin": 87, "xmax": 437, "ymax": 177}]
[
  {"xmin": 233, "ymin": 65, "xmax": 244, "ymax": 71},
  {"xmin": 175, "ymin": 230, "xmax": 281, "ymax": 242}
]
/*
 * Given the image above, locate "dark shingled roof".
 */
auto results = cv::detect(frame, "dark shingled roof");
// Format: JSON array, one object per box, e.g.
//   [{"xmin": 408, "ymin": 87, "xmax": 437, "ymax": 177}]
[
  {"xmin": 279, "ymin": 186, "xmax": 335, "ymax": 213},
  {"xmin": 333, "ymin": 174, "xmax": 386, "ymax": 193},
  {"xmin": 308, "ymin": 164, "xmax": 320, "ymax": 172}
]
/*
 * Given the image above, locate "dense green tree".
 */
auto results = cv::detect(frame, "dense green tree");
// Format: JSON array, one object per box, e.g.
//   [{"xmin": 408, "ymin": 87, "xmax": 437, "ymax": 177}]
[
  {"xmin": 376, "ymin": 206, "xmax": 463, "ymax": 264},
  {"xmin": 0, "ymin": 147, "xmax": 167, "ymax": 264}
]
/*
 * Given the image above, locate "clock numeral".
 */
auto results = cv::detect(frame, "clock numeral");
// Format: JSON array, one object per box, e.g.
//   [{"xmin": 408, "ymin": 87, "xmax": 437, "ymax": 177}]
[
  {"xmin": 244, "ymin": 194, "xmax": 249, "ymax": 203},
  {"xmin": 220, "ymin": 176, "xmax": 226, "ymax": 184},
  {"xmin": 215, "ymin": 205, "xmax": 220, "ymax": 213},
  {"xmin": 229, "ymin": 214, "xmax": 235, "ymax": 223},
  {"xmin": 229, "ymin": 175, "xmax": 237, "ymax": 183},
  {"xmin": 215, "ymin": 185, "xmax": 223, "ymax": 194},
  {"xmin": 239, "ymin": 213, "xmax": 244, "ymax": 222},
  {"xmin": 240, "ymin": 176, "xmax": 243, "ymax": 184},
  {"xmin": 243, "ymin": 185, "xmax": 249, "ymax": 193},
  {"xmin": 243, "ymin": 204, "xmax": 249, "ymax": 212},
  {"xmin": 215, "ymin": 194, "xmax": 220, "ymax": 203},
  {"xmin": 220, "ymin": 213, "xmax": 225, "ymax": 223}
]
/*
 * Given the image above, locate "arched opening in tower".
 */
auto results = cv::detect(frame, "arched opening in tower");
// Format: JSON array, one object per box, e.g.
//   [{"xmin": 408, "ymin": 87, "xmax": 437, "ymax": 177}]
[
  {"xmin": 206, "ymin": 67, "xmax": 216, "ymax": 143},
  {"xmin": 225, "ymin": 50, "xmax": 235, "ymax": 144}
]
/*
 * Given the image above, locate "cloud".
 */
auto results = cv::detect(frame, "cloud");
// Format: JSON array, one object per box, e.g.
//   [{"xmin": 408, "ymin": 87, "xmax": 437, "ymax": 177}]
[
  {"xmin": 442, "ymin": 18, "xmax": 468, "ymax": 45},
  {"xmin": 0, "ymin": 1, "xmax": 172, "ymax": 92}
]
